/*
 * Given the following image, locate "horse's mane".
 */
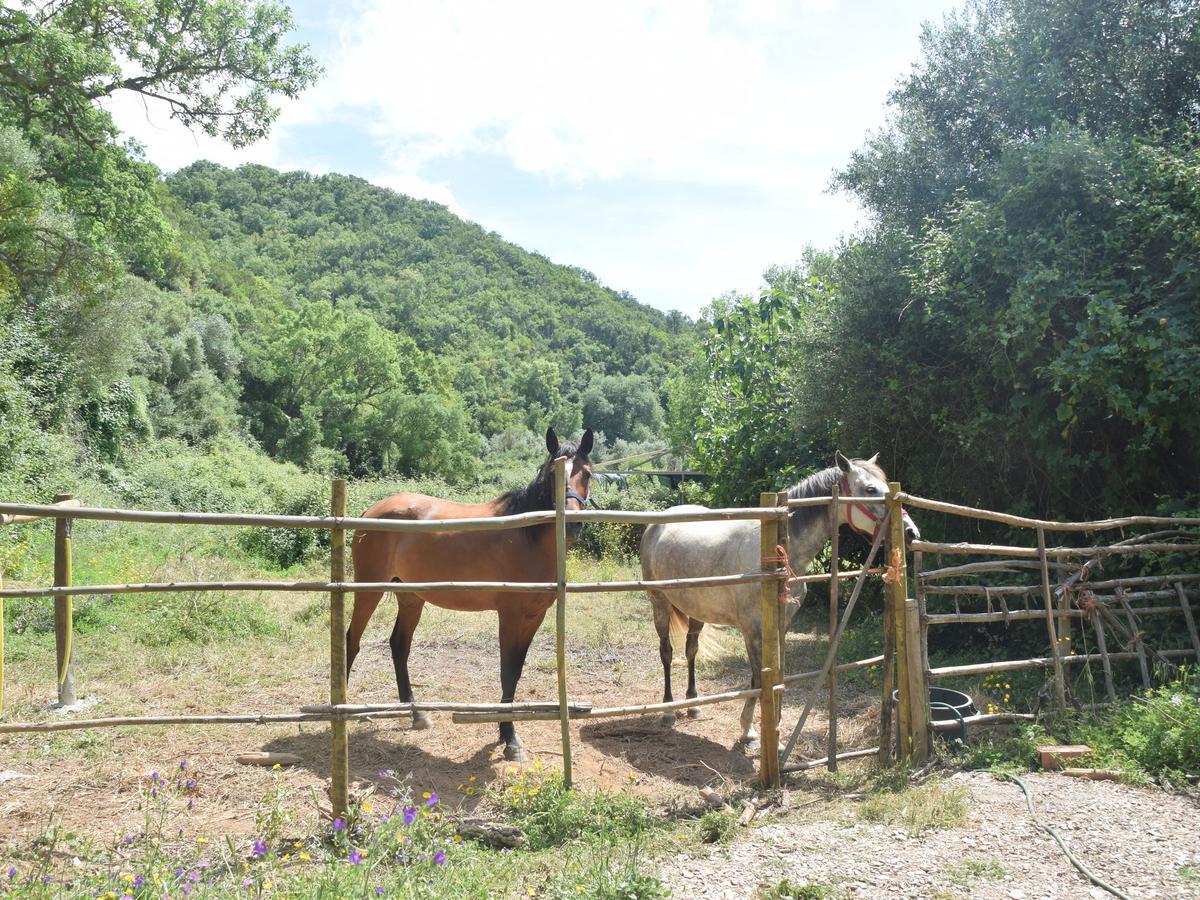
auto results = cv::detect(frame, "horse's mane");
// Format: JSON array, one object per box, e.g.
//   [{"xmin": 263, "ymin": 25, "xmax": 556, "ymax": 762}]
[
  {"xmin": 784, "ymin": 459, "xmax": 885, "ymax": 532},
  {"xmin": 496, "ymin": 439, "xmax": 587, "ymax": 515}
]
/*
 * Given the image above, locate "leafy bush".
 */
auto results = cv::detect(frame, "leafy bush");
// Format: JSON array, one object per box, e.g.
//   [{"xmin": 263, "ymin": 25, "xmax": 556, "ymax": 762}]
[{"xmin": 698, "ymin": 808, "xmax": 736, "ymax": 844}]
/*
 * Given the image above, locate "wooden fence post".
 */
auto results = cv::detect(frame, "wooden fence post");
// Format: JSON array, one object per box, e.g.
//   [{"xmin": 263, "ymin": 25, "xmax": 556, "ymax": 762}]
[
  {"xmin": 553, "ymin": 458, "xmax": 573, "ymax": 788},
  {"xmin": 53, "ymin": 493, "xmax": 76, "ymax": 707},
  {"xmin": 758, "ymin": 491, "xmax": 781, "ymax": 789},
  {"xmin": 826, "ymin": 482, "xmax": 840, "ymax": 771},
  {"xmin": 329, "ymin": 479, "xmax": 350, "ymax": 821},
  {"xmin": 1, "ymin": 559, "xmax": 5, "ymax": 716},
  {"xmin": 1036, "ymin": 527, "xmax": 1067, "ymax": 711},
  {"xmin": 887, "ymin": 483, "xmax": 928, "ymax": 763}
]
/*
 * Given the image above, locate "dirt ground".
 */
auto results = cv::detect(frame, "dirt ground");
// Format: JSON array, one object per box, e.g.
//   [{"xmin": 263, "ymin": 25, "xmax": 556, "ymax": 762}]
[
  {"xmin": 0, "ymin": 590, "xmax": 865, "ymax": 845},
  {"xmin": 661, "ymin": 770, "xmax": 1200, "ymax": 899},
  {"xmin": 2, "ymin": 591, "xmax": 1196, "ymax": 900}
]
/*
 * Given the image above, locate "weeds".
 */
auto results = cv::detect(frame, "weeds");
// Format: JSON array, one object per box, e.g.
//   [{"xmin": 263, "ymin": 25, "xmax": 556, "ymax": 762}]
[
  {"xmin": 697, "ymin": 808, "xmax": 737, "ymax": 844},
  {"xmin": 856, "ymin": 779, "xmax": 969, "ymax": 834}
]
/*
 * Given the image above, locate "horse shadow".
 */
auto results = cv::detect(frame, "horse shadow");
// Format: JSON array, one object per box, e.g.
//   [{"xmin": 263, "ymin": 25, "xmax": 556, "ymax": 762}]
[
  {"xmin": 260, "ymin": 726, "xmax": 497, "ymax": 813},
  {"xmin": 577, "ymin": 719, "xmax": 756, "ymax": 786}
]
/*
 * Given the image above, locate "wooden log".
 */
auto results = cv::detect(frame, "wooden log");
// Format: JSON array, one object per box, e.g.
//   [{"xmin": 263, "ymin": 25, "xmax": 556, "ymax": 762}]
[
  {"xmin": 909, "ymin": 539, "xmax": 1200, "ymax": 559},
  {"xmin": 1091, "ymin": 613, "xmax": 1117, "ymax": 703},
  {"xmin": 788, "ymin": 566, "xmax": 884, "ymax": 586},
  {"xmin": 1037, "ymin": 528, "xmax": 1067, "ymax": 711},
  {"xmin": 781, "ymin": 746, "xmax": 879, "ymax": 773},
  {"xmin": 0, "ymin": 497, "xmax": 82, "ymax": 525},
  {"xmin": 827, "ymin": 482, "xmax": 840, "ymax": 772},
  {"xmin": 236, "ymin": 752, "xmax": 303, "ymax": 767},
  {"xmin": 781, "ymin": 655, "xmax": 884, "ymax": 686},
  {"xmin": 302, "ymin": 700, "xmax": 594, "ymax": 715},
  {"xmin": 1116, "ymin": 592, "xmax": 1152, "ymax": 689},
  {"xmin": 929, "ymin": 712, "xmax": 1035, "ymax": 730},
  {"xmin": 927, "ymin": 648, "xmax": 1196, "ymax": 678},
  {"xmin": 878, "ymin": 545, "xmax": 897, "ymax": 766},
  {"xmin": 925, "ymin": 598, "xmax": 1199, "ymax": 626},
  {"xmin": 919, "ymin": 559, "xmax": 1079, "ymax": 580},
  {"xmin": 53, "ymin": 494, "xmax": 76, "ymax": 707},
  {"xmin": 0, "ymin": 502, "xmax": 787, "ymax": 535},
  {"xmin": 553, "ymin": 458, "xmax": 572, "ymax": 789},
  {"xmin": 1074, "ymin": 572, "xmax": 1200, "ymax": 592},
  {"xmin": 784, "ymin": 496, "xmax": 886, "ymax": 509},
  {"xmin": 0, "ymin": 571, "xmax": 776, "ymax": 599},
  {"xmin": 1061, "ymin": 768, "xmax": 1122, "ymax": 781},
  {"xmin": 922, "ymin": 584, "xmax": 1038, "ymax": 597},
  {"xmin": 452, "ymin": 687, "xmax": 760, "ymax": 723},
  {"xmin": 0, "ymin": 709, "xmax": 429, "ymax": 734},
  {"xmin": 1177, "ymin": 582, "xmax": 1200, "ymax": 664},
  {"xmin": 328, "ymin": 479, "xmax": 349, "ymax": 821},
  {"xmin": 903, "ymin": 598, "xmax": 930, "ymax": 762},
  {"xmin": 895, "ymin": 493, "xmax": 1200, "ymax": 532},
  {"xmin": 758, "ymin": 491, "xmax": 782, "ymax": 790}
]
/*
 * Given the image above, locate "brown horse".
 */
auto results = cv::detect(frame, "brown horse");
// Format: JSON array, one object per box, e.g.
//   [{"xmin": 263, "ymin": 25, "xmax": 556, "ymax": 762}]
[{"xmin": 347, "ymin": 427, "xmax": 594, "ymax": 761}]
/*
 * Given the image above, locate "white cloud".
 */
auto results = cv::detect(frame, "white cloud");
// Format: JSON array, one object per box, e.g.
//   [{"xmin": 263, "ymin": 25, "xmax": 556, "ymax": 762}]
[{"xmin": 310, "ymin": 0, "xmax": 899, "ymax": 191}]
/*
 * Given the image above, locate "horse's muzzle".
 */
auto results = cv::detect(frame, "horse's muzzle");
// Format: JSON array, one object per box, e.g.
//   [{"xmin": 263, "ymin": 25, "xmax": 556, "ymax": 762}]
[{"xmin": 902, "ymin": 510, "xmax": 921, "ymax": 544}]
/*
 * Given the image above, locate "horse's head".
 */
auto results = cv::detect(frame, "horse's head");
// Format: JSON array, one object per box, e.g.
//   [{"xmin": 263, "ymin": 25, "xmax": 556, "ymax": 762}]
[
  {"xmin": 834, "ymin": 450, "xmax": 920, "ymax": 545},
  {"xmin": 545, "ymin": 426, "xmax": 594, "ymax": 516}
]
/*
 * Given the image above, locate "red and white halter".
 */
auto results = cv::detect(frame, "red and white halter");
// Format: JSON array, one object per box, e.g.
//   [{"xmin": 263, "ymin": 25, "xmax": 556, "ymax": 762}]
[{"xmin": 840, "ymin": 475, "xmax": 885, "ymax": 541}]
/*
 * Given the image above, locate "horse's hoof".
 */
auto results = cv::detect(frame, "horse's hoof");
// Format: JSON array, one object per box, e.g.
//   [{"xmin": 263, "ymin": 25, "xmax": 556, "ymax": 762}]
[
  {"xmin": 739, "ymin": 736, "xmax": 760, "ymax": 751},
  {"xmin": 412, "ymin": 714, "xmax": 433, "ymax": 731},
  {"xmin": 686, "ymin": 707, "xmax": 703, "ymax": 720},
  {"xmin": 503, "ymin": 744, "xmax": 527, "ymax": 763},
  {"xmin": 659, "ymin": 713, "xmax": 676, "ymax": 729}
]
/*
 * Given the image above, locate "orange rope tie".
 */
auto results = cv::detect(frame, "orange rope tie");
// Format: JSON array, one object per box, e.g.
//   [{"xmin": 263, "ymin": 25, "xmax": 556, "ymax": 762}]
[{"xmin": 762, "ymin": 544, "xmax": 798, "ymax": 605}]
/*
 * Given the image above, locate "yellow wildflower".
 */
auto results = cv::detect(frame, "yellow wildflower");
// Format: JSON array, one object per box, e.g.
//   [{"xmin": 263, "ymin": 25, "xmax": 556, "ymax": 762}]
[{"xmin": 299, "ymin": 852, "xmax": 311, "ymax": 861}]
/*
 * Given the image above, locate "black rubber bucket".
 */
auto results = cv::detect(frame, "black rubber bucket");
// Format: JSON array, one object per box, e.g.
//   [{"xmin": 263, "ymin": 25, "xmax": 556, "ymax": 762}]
[{"xmin": 892, "ymin": 687, "xmax": 977, "ymax": 721}]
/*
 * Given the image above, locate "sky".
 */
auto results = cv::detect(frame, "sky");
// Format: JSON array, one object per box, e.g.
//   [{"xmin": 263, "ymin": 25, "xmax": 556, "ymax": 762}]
[{"xmin": 107, "ymin": 0, "xmax": 963, "ymax": 318}]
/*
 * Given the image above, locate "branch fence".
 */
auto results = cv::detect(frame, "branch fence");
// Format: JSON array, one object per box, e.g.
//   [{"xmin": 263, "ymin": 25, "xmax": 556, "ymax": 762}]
[{"xmin": 1, "ymin": 475, "xmax": 1197, "ymax": 820}]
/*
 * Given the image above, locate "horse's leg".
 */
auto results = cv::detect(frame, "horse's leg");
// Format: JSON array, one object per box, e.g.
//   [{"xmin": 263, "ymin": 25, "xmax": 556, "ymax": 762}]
[
  {"xmin": 648, "ymin": 593, "xmax": 675, "ymax": 727},
  {"xmin": 346, "ymin": 589, "xmax": 385, "ymax": 679},
  {"xmin": 684, "ymin": 617, "xmax": 704, "ymax": 719},
  {"xmin": 497, "ymin": 606, "xmax": 548, "ymax": 762},
  {"xmin": 739, "ymin": 625, "xmax": 762, "ymax": 749},
  {"xmin": 390, "ymin": 597, "xmax": 430, "ymax": 730}
]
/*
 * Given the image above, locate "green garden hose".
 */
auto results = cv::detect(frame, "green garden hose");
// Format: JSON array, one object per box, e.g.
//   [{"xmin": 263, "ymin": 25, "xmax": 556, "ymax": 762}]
[
  {"xmin": 1002, "ymin": 773, "xmax": 1132, "ymax": 900},
  {"xmin": 928, "ymin": 701, "xmax": 968, "ymax": 747}
]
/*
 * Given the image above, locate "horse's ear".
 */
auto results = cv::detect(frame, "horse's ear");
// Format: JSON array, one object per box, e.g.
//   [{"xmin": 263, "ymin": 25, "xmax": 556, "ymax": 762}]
[
  {"xmin": 546, "ymin": 427, "xmax": 560, "ymax": 456},
  {"xmin": 578, "ymin": 428, "xmax": 594, "ymax": 458},
  {"xmin": 866, "ymin": 452, "xmax": 879, "ymax": 466},
  {"xmin": 835, "ymin": 450, "xmax": 852, "ymax": 473}
]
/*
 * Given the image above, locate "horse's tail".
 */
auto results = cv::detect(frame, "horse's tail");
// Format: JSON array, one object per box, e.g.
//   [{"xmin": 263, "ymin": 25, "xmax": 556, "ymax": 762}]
[{"xmin": 667, "ymin": 603, "xmax": 736, "ymax": 664}]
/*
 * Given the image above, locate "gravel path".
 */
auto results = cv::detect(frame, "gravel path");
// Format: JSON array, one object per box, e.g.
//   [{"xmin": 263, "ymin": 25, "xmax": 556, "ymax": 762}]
[{"xmin": 660, "ymin": 771, "xmax": 1200, "ymax": 899}]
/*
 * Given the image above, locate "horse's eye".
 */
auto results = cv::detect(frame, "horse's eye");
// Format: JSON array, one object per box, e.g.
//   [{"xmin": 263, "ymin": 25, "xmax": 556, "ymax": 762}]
[{"xmin": 865, "ymin": 485, "xmax": 879, "ymax": 495}]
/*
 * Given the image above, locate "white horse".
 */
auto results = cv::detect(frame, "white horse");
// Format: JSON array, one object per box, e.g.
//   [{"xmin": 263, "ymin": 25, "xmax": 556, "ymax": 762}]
[{"xmin": 639, "ymin": 452, "xmax": 920, "ymax": 747}]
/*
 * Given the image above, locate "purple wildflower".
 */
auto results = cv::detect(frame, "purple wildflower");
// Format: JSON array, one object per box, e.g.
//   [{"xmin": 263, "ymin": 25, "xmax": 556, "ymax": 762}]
[
  {"xmin": 179, "ymin": 759, "xmax": 188, "ymax": 770},
  {"xmin": 187, "ymin": 869, "xmax": 201, "ymax": 883},
  {"xmin": 377, "ymin": 769, "xmax": 393, "ymax": 778},
  {"xmin": 252, "ymin": 840, "xmax": 267, "ymax": 858},
  {"xmin": 426, "ymin": 792, "xmax": 439, "ymax": 807},
  {"xmin": 376, "ymin": 888, "xmax": 385, "ymax": 896},
  {"xmin": 122, "ymin": 835, "xmax": 134, "ymax": 845},
  {"xmin": 348, "ymin": 850, "xmax": 363, "ymax": 865},
  {"xmin": 174, "ymin": 869, "xmax": 184, "ymax": 879},
  {"xmin": 402, "ymin": 806, "xmax": 417, "ymax": 824},
  {"xmin": 150, "ymin": 772, "xmax": 160, "ymax": 784},
  {"xmin": 6, "ymin": 868, "xmax": 14, "ymax": 879},
  {"xmin": 133, "ymin": 875, "xmax": 145, "ymax": 887},
  {"xmin": 433, "ymin": 849, "xmax": 446, "ymax": 865},
  {"xmin": 332, "ymin": 817, "xmax": 346, "ymax": 832},
  {"xmin": 183, "ymin": 884, "xmax": 192, "ymax": 897},
  {"xmin": 243, "ymin": 878, "xmax": 254, "ymax": 887},
  {"xmin": 150, "ymin": 788, "xmax": 157, "ymax": 799}
]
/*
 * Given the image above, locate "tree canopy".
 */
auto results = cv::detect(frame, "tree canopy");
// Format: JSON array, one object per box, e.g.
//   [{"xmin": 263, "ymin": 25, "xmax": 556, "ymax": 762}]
[{"xmin": 676, "ymin": 0, "xmax": 1200, "ymax": 517}]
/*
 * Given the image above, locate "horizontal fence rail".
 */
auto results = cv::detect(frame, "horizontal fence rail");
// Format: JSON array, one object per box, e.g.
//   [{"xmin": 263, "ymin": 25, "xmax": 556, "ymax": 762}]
[{"xmin": 898, "ymin": 493, "xmax": 1200, "ymax": 532}]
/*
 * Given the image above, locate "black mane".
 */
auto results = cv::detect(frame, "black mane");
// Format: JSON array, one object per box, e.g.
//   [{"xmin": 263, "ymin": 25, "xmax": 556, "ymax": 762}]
[
  {"xmin": 784, "ymin": 466, "xmax": 843, "ymax": 535},
  {"xmin": 496, "ymin": 439, "xmax": 586, "ymax": 515}
]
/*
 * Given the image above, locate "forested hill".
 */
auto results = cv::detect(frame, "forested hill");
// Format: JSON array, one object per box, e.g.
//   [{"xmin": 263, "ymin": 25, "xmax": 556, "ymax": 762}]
[{"xmin": 163, "ymin": 163, "xmax": 694, "ymax": 471}]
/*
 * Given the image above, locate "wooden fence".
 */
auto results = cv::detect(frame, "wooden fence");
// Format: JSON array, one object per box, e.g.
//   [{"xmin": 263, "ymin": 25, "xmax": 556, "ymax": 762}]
[
  {"xmin": 4, "ymin": 477, "xmax": 1194, "ymax": 820},
  {"xmin": 902, "ymin": 494, "xmax": 1200, "ymax": 724},
  {"xmin": 0, "ymin": 467, "xmax": 899, "ymax": 818}
]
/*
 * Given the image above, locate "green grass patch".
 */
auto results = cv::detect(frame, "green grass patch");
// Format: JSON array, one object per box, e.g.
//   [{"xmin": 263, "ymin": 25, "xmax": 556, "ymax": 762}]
[
  {"xmin": 856, "ymin": 779, "xmax": 969, "ymax": 834},
  {"xmin": 758, "ymin": 879, "xmax": 843, "ymax": 899},
  {"xmin": 697, "ymin": 808, "xmax": 737, "ymax": 844},
  {"xmin": 945, "ymin": 858, "xmax": 1007, "ymax": 886},
  {"xmin": 493, "ymin": 767, "xmax": 658, "ymax": 851}
]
